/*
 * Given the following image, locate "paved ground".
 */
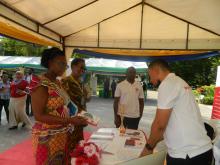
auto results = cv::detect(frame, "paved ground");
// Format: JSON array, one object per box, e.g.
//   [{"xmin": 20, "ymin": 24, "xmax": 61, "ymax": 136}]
[{"xmin": 0, "ymin": 90, "xmax": 213, "ymax": 153}]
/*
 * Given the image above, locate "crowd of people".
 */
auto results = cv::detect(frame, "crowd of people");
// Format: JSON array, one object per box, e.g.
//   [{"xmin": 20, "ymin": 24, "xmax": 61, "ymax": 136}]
[{"xmin": 0, "ymin": 47, "xmax": 214, "ymax": 165}]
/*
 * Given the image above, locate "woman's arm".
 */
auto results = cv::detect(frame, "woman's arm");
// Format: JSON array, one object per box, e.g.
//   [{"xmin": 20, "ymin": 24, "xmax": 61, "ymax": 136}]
[{"xmin": 31, "ymin": 86, "xmax": 87, "ymax": 126}]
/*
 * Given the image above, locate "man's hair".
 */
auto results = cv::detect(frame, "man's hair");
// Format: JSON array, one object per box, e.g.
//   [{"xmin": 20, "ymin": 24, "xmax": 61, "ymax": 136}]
[
  {"xmin": 71, "ymin": 58, "xmax": 85, "ymax": 68},
  {"xmin": 148, "ymin": 59, "xmax": 171, "ymax": 71},
  {"xmin": 126, "ymin": 66, "xmax": 136, "ymax": 73}
]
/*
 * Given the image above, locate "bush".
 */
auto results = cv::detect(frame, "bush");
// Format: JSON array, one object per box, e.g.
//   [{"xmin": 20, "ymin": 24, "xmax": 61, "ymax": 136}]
[
  {"xmin": 202, "ymin": 96, "xmax": 214, "ymax": 105},
  {"xmin": 194, "ymin": 85, "xmax": 215, "ymax": 105},
  {"xmin": 202, "ymin": 85, "xmax": 215, "ymax": 97},
  {"xmin": 200, "ymin": 85, "xmax": 215, "ymax": 105},
  {"xmin": 193, "ymin": 90, "xmax": 200, "ymax": 98}
]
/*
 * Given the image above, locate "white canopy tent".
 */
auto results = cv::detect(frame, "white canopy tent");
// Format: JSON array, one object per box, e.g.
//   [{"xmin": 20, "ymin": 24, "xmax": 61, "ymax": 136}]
[
  {"xmin": 0, "ymin": 56, "xmax": 147, "ymax": 74},
  {"xmin": 0, "ymin": 2, "xmax": 219, "ymax": 164},
  {"xmin": 0, "ymin": 0, "xmax": 220, "ymax": 61}
]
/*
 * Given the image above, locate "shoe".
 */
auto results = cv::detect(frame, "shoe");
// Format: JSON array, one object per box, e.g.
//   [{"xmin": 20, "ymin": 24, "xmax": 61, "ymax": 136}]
[
  {"xmin": 9, "ymin": 126, "xmax": 18, "ymax": 130},
  {"xmin": 22, "ymin": 123, "xmax": 26, "ymax": 128}
]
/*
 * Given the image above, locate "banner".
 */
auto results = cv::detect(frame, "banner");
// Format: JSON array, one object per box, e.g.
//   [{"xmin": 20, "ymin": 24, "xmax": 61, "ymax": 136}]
[
  {"xmin": 217, "ymin": 66, "xmax": 220, "ymax": 87},
  {"xmin": 212, "ymin": 66, "xmax": 220, "ymax": 119}
]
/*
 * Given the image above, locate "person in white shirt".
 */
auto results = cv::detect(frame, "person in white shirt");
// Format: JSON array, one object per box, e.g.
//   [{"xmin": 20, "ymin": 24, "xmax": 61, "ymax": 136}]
[
  {"xmin": 114, "ymin": 67, "xmax": 144, "ymax": 130},
  {"xmin": 141, "ymin": 60, "xmax": 213, "ymax": 165}
]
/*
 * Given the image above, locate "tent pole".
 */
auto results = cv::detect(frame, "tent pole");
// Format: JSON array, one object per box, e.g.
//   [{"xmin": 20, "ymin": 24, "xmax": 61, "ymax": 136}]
[
  {"xmin": 140, "ymin": 0, "xmax": 144, "ymax": 49},
  {"xmin": 186, "ymin": 23, "xmax": 189, "ymax": 50},
  {"xmin": 65, "ymin": 2, "xmax": 142, "ymax": 38},
  {"xmin": 43, "ymin": 0, "xmax": 98, "ymax": 25},
  {"xmin": 98, "ymin": 23, "xmax": 100, "ymax": 47},
  {"xmin": 0, "ymin": 1, "xmax": 63, "ymax": 39}
]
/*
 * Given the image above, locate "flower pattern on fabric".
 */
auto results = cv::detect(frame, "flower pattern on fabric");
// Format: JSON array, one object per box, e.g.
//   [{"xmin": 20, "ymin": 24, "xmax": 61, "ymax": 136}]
[
  {"xmin": 70, "ymin": 140, "xmax": 101, "ymax": 165},
  {"xmin": 31, "ymin": 75, "xmax": 70, "ymax": 165}
]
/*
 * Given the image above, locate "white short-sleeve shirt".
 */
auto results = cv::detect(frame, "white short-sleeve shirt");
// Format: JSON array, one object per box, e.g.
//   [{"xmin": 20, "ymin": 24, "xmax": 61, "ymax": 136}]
[
  {"xmin": 158, "ymin": 73, "xmax": 212, "ymax": 159},
  {"xmin": 115, "ymin": 80, "xmax": 144, "ymax": 118}
]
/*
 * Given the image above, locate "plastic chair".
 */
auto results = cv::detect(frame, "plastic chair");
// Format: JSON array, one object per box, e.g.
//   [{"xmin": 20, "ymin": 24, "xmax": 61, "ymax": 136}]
[{"xmin": 119, "ymin": 150, "xmax": 166, "ymax": 165}]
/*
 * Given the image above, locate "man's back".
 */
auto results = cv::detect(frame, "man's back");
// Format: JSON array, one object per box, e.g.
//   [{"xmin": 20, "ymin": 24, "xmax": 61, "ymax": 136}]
[{"xmin": 158, "ymin": 73, "xmax": 212, "ymax": 158}]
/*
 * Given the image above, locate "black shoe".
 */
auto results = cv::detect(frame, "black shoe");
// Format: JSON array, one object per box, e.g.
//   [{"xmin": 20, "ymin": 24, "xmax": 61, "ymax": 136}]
[
  {"xmin": 22, "ymin": 123, "xmax": 26, "ymax": 128},
  {"xmin": 9, "ymin": 126, "xmax": 18, "ymax": 130}
]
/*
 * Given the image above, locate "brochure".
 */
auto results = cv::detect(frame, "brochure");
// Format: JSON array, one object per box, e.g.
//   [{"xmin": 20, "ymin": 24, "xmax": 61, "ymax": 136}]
[{"xmin": 78, "ymin": 111, "xmax": 100, "ymax": 126}]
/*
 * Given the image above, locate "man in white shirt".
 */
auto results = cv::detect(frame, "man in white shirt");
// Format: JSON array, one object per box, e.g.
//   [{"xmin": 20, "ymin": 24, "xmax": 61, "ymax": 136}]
[
  {"xmin": 114, "ymin": 67, "xmax": 144, "ymax": 130},
  {"xmin": 141, "ymin": 60, "xmax": 212, "ymax": 165}
]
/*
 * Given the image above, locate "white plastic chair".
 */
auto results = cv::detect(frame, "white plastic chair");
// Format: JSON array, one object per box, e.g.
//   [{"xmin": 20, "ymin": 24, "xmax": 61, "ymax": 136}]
[{"xmin": 118, "ymin": 150, "xmax": 166, "ymax": 165}]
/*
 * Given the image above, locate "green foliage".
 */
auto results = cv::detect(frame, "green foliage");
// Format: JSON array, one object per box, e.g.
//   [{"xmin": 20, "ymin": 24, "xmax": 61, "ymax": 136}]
[
  {"xmin": 0, "ymin": 37, "xmax": 47, "ymax": 56},
  {"xmin": 202, "ymin": 96, "xmax": 214, "ymax": 105},
  {"xmin": 192, "ymin": 89, "xmax": 200, "ymax": 98},
  {"xmin": 200, "ymin": 85, "xmax": 214, "ymax": 105},
  {"xmin": 73, "ymin": 53, "xmax": 90, "ymax": 58},
  {"xmin": 170, "ymin": 57, "xmax": 220, "ymax": 87},
  {"xmin": 193, "ymin": 85, "xmax": 215, "ymax": 105},
  {"xmin": 202, "ymin": 85, "xmax": 215, "ymax": 96}
]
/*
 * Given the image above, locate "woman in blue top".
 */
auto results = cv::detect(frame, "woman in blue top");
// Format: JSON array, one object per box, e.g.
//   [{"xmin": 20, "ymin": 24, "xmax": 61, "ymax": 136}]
[{"xmin": 0, "ymin": 74, "xmax": 10, "ymax": 124}]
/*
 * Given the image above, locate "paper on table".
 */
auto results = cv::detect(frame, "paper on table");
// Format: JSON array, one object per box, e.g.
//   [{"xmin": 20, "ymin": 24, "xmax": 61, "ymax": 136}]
[
  {"xmin": 90, "ymin": 128, "xmax": 147, "ymax": 165},
  {"xmin": 90, "ymin": 134, "xmax": 114, "ymax": 140},
  {"xmin": 97, "ymin": 128, "xmax": 114, "ymax": 134},
  {"xmin": 124, "ymin": 139, "xmax": 145, "ymax": 149}
]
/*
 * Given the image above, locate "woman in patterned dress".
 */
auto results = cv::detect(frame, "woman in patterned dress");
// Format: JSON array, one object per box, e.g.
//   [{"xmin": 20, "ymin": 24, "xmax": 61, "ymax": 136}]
[
  {"xmin": 62, "ymin": 58, "xmax": 88, "ymax": 152},
  {"xmin": 31, "ymin": 48, "xmax": 87, "ymax": 165}
]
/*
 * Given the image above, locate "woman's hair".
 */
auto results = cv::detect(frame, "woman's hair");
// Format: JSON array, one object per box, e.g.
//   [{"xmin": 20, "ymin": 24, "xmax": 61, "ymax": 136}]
[
  {"xmin": 71, "ymin": 58, "xmax": 85, "ymax": 68},
  {"xmin": 41, "ymin": 47, "xmax": 64, "ymax": 68}
]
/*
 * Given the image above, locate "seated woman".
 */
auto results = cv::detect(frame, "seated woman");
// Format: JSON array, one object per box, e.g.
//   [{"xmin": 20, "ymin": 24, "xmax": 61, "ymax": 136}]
[
  {"xmin": 31, "ymin": 48, "xmax": 87, "ymax": 165},
  {"xmin": 62, "ymin": 58, "xmax": 88, "ymax": 151}
]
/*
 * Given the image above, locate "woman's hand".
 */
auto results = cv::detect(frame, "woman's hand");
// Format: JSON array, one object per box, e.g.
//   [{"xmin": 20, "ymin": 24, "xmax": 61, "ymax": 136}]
[
  {"xmin": 17, "ymin": 90, "xmax": 26, "ymax": 95},
  {"xmin": 69, "ymin": 116, "xmax": 88, "ymax": 126}
]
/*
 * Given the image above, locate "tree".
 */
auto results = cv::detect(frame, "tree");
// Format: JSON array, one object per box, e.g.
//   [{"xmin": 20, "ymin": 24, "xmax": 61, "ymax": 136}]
[
  {"xmin": 170, "ymin": 56, "xmax": 220, "ymax": 87},
  {"xmin": 0, "ymin": 36, "xmax": 47, "ymax": 56}
]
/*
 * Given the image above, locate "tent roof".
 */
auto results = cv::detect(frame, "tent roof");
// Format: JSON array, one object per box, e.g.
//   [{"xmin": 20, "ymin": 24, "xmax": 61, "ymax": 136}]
[
  {"xmin": 0, "ymin": 0, "xmax": 220, "ymax": 51},
  {"xmin": 74, "ymin": 49, "xmax": 220, "ymax": 62},
  {"xmin": 0, "ymin": 56, "xmax": 147, "ymax": 74}
]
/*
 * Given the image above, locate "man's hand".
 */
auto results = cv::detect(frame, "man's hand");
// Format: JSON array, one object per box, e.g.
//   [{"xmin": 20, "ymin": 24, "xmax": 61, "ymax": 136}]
[
  {"xmin": 140, "ymin": 147, "xmax": 153, "ymax": 157},
  {"xmin": 114, "ymin": 115, "xmax": 121, "ymax": 128}
]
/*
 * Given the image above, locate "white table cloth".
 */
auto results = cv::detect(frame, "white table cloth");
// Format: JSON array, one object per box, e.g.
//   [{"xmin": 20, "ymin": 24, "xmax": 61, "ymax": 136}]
[{"xmin": 89, "ymin": 128, "xmax": 146, "ymax": 165}]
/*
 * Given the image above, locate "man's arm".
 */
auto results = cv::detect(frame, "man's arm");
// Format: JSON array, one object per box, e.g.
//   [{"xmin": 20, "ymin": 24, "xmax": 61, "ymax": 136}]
[
  {"xmin": 141, "ymin": 108, "xmax": 172, "ymax": 156},
  {"xmin": 139, "ymin": 84, "xmax": 145, "ymax": 118},
  {"xmin": 114, "ymin": 97, "xmax": 119, "ymax": 116},
  {"xmin": 139, "ymin": 98, "xmax": 144, "ymax": 118},
  {"xmin": 114, "ymin": 97, "xmax": 121, "ymax": 127}
]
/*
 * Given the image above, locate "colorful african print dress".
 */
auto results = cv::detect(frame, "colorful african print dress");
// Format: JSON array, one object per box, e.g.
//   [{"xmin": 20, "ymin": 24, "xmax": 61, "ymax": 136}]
[
  {"xmin": 62, "ymin": 75, "xmax": 86, "ymax": 152},
  {"xmin": 31, "ymin": 76, "xmax": 71, "ymax": 165}
]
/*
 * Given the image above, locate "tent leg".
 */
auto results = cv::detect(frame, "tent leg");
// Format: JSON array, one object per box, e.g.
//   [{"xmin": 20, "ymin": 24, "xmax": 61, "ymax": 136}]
[{"xmin": 63, "ymin": 47, "xmax": 74, "ymax": 77}]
